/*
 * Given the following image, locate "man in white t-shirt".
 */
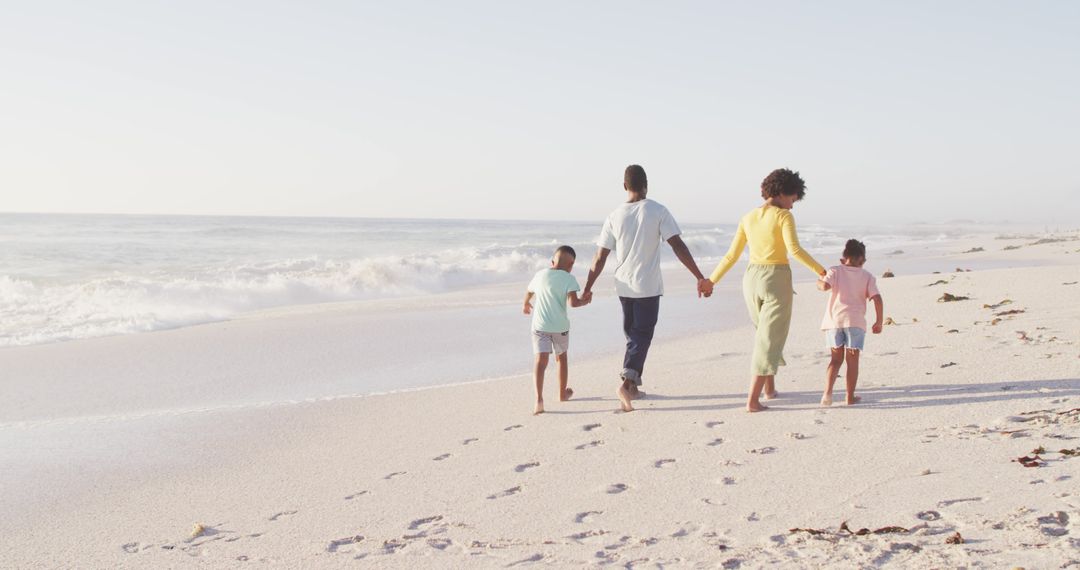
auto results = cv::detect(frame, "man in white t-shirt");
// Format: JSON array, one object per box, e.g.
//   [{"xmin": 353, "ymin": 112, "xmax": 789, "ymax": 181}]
[{"xmin": 582, "ymin": 164, "xmax": 714, "ymax": 412}]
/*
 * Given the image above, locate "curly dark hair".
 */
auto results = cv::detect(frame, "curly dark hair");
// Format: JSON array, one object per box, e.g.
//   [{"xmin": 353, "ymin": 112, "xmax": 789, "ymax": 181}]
[
  {"xmin": 760, "ymin": 168, "xmax": 806, "ymax": 201},
  {"xmin": 842, "ymin": 239, "xmax": 866, "ymax": 259}
]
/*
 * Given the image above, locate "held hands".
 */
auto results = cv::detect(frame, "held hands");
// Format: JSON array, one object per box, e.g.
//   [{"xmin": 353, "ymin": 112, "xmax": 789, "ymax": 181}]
[
  {"xmin": 582, "ymin": 290, "xmax": 593, "ymax": 304},
  {"xmin": 523, "ymin": 302, "xmax": 532, "ymax": 315},
  {"xmin": 697, "ymin": 278, "xmax": 714, "ymax": 298},
  {"xmin": 872, "ymin": 321, "xmax": 883, "ymax": 334}
]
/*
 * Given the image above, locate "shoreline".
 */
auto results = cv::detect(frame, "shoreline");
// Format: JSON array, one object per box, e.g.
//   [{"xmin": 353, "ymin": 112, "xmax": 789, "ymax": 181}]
[{"xmin": 2, "ymin": 234, "xmax": 1079, "ymax": 567}]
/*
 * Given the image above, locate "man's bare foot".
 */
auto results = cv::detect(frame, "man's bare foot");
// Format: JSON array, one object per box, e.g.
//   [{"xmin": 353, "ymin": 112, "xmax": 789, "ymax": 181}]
[
  {"xmin": 560, "ymin": 387, "xmax": 574, "ymax": 402},
  {"xmin": 617, "ymin": 385, "xmax": 634, "ymax": 412},
  {"xmin": 763, "ymin": 390, "xmax": 779, "ymax": 400},
  {"xmin": 820, "ymin": 394, "xmax": 833, "ymax": 407},
  {"xmin": 533, "ymin": 401, "xmax": 545, "ymax": 415},
  {"xmin": 845, "ymin": 395, "xmax": 862, "ymax": 406},
  {"xmin": 746, "ymin": 402, "xmax": 769, "ymax": 413}
]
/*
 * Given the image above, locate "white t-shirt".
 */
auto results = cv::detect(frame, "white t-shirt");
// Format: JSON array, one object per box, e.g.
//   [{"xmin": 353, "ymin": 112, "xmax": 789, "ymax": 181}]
[{"xmin": 596, "ymin": 198, "xmax": 681, "ymax": 298}]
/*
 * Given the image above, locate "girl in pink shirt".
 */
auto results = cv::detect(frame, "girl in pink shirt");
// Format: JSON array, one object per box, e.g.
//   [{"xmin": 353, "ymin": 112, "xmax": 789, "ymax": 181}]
[{"xmin": 816, "ymin": 239, "xmax": 884, "ymax": 406}]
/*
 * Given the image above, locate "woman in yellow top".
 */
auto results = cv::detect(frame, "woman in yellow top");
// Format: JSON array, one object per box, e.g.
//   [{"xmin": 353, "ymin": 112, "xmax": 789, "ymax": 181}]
[{"xmin": 709, "ymin": 168, "xmax": 826, "ymax": 412}]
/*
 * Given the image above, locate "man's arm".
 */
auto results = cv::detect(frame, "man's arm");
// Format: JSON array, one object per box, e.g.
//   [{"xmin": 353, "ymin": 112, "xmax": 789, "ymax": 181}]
[
  {"xmin": 522, "ymin": 291, "xmax": 534, "ymax": 315},
  {"xmin": 871, "ymin": 294, "xmax": 884, "ymax": 333},
  {"xmin": 667, "ymin": 235, "xmax": 713, "ymax": 298},
  {"xmin": 582, "ymin": 248, "xmax": 610, "ymax": 297}
]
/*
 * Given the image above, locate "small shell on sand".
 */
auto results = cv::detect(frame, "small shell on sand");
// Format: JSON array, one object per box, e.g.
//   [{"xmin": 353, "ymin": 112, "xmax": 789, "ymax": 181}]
[{"xmin": 191, "ymin": 523, "xmax": 206, "ymax": 538}]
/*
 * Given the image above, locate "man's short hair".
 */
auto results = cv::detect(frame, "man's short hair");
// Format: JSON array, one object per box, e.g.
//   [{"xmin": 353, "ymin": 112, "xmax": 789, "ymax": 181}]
[
  {"xmin": 624, "ymin": 164, "xmax": 647, "ymax": 192},
  {"xmin": 843, "ymin": 239, "xmax": 866, "ymax": 259},
  {"xmin": 555, "ymin": 245, "xmax": 576, "ymax": 259},
  {"xmin": 760, "ymin": 168, "xmax": 806, "ymax": 201}
]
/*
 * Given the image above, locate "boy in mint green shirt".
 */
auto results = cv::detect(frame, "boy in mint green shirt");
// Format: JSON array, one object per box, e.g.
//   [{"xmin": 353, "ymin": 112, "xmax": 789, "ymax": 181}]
[{"xmin": 523, "ymin": 245, "xmax": 591, "ymax": 415}]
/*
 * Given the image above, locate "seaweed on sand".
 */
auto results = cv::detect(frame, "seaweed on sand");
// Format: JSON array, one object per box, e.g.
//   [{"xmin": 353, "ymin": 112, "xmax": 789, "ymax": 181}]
[{"xmin": 938, "ymin": 293, "xmax": 970, "ymax": 302}]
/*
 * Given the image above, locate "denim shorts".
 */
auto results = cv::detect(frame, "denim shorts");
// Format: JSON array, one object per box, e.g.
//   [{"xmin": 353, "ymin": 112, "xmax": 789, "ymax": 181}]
[{"xmin": 825, "ymin": 327, "xmax": 866, "ymax": 351}]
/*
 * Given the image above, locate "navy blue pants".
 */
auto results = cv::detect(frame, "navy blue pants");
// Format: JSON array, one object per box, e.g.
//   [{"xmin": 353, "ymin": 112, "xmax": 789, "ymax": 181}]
[{"xmin": 619, "ymin": 296, "xmax": 660, "ymax": 385}]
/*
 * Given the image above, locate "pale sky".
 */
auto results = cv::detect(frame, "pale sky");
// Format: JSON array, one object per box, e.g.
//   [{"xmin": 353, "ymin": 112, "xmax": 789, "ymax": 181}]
[{"xmin": 1, "ymin": 1, "xmax": 1078, "ymax": 225}]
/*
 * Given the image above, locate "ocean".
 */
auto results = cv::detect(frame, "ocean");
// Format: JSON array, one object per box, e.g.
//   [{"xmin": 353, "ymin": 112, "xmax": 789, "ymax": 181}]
[{"xmin": 1, "ymin": 212, "xmax": 981, "ymax": 348}]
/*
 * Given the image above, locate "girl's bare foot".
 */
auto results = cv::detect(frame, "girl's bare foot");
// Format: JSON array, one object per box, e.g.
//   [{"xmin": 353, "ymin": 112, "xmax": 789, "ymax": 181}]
[
  {"xmin": 820, "ymin": 394, "xmax": 833, "ymax": 407},
  {"xmin": 533, "ymin": 401, "xmax": 545, "ymax": 415},
  {"xmin": 746, "ymin": 402, "xmax": 769, "ymax": 413},
  {"xmin": 560, "ymin": 387, "xmax": 574, "ymax": 402},
  {"xmin": 845, "ymin": 395, "xmax": 862, "ymax": 406},
  {"xmin": 617, "ymin": 385, "xmax": 634, "ymax": 412}
]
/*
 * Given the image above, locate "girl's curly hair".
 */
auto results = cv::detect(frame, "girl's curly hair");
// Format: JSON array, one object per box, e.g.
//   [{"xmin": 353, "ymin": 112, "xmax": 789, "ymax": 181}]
[{"xmin": 760, "ymin": 168, "xmax": 806, "ymax": 201}]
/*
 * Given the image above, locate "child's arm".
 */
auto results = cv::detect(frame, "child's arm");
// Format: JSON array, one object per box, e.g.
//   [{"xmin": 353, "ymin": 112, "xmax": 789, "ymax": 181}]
[
  {"xmin": 817, "ymin": 279, "xmax": 831, "ymax": 291},
  {"xmin": 568, "ymin": 291, "xmax": 589, "ymax": 308},
  {"xmin": 523, "ymin": 291, "xmax": 534, "ymax": 315},
  {"xmin": 870, "ymin": 294, "xmax": 883, "ymax": 333}
]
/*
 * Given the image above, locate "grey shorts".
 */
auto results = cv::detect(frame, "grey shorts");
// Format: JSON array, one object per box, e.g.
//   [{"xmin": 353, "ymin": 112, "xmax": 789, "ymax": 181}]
[{"xmin": 532, "ymin": 330, "xmax": 569, "ymax": 355}]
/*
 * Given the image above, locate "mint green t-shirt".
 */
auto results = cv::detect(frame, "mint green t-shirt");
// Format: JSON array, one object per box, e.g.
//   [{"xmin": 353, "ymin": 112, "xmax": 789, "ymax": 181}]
[{"xmin": 527, "ymin": 269, "xmax": 581, "ymax": 333}]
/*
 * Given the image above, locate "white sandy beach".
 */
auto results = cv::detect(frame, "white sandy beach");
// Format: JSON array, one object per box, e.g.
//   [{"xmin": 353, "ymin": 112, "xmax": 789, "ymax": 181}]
[{"xmin": 2, "ymin": 234, "xmax": 1079, "ymax": 568}]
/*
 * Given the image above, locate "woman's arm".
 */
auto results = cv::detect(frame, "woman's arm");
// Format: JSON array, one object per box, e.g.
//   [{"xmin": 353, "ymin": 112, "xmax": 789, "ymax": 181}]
[
  {"xmin": 780, "ymin": 211, "xmax": 825, "ymax": 276},
  {"xmin": 709, "ymin": 222, "xmax": 747, "ymax": 283}
]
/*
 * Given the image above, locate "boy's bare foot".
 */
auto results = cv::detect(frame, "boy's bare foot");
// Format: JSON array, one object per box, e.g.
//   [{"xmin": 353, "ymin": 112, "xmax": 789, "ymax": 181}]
[
  {"xmin": 629, "ymin": 386, "xmax": 646, "ymax": 400},
  {"xmin": 820, "ymin": 394, "xmax": 833, "ymax": 407},
  {"xmin": 746, "ymin": 402, "xmax": 769, "ymax": 413},
  {"xmin": 845, "ymin": 395, "xmax": 862, "ymax": 406},
  {"xmin": 763, "ymin": 390, "xmax": 779, "ymax": 400},
  {"xmin": 560, "ymin": 387, "xmax": 574, "ymax": 402},
  {"xmin": 617, "ymin": 384, "xmax": 635, "ymax": 412},
  {"xmin": 533, "ymin": 401, "xmax": 545, "ymax": 415}
]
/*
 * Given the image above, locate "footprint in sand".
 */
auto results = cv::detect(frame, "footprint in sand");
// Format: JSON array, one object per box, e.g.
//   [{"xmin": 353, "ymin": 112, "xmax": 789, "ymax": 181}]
[
  {"xmin": 504, "ymin": 425, "xmax": 524, "ymax": 432},
  {"xmin": 786, "ymin": 432, "xmax": 807, "ymax": 440},
  {"xmin": 606, "ymin": 483, "xmax": 628, "ymax": 494},
  {"xmin": 575, "ymin": 440, "xmax": 605, "ymax": 450},
  {"xmin": 344, "ymin": 491, "xmax": 368, "ymax": 500},
  {"xmin": 575, "ymin": 511, "xmax": 602, "ymax": 523},
  {"xmin": 917, "ymin": 510, "xmax": 941, "ymax": 521},
  {"xmin": 408, "ymin": 515, "xmax": 444, "ymax": 530},
  {"xmin": 705, "ymin": 421, "xmax": 724, "ymax": 428},
  {"xmin": 433, "ymin": 453, "xmax": 451, "ymax": 461},
  {"xmin": 268, "ymin": 510, "xmax": 297, "ymax": 521},
  {"xmin": 583, "ymin": 423, "xmax": 602, "ymax": 431},
  {"xmin": 384, "ymin": 471, "xmax": 406, "ymax": 480},
  {"xmin": 722, "ymin": 477, "xmax": 736, "ymax": 485},
  {"xmin": 326, "ymin": 535, "xmax": 365, "ymax": 553},
  {"xmin": 654, "ymin": 459, "xmax": 676, "ymax": 468},
  {"xmin": 462, "ymin": 438, "xmax": 479, "ymax": 445},
  {"xmin": 427, "ymin": 538, "xmax": 452, "ymax": 550},
  {"xmin": 487, "ymin": 486, "xmax": 522, "ymax": 499},
  {"xmin": 514, "ymin": 461, "xmax": 540, "ymax": 473},
  {"xmin": 747, "ymin": 447, "xmax": 777, "ymax": 455},
  {"xmin": 707, "ymin": 438, "xmax": 725, "ymax": 446}
]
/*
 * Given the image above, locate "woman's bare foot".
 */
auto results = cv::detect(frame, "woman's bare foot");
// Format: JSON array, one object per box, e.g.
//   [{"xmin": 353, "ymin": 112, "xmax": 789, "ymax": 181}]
[
  {"xmin": 746, "ymin": 402, "xmax": 769, "ymax": 413},
  {"xmin": 560, "ymin": 387, "xmax": 574, "ymax": 402},
  {"xmin": 533, "ymin": 400, "xmax": 545, "ymax": 415},
  {"xmin": 820, "ymin": 394, "xmax": 833, "ymax": 407},
  {"xmin": 617, "ymin": 384, "xmax": 635, "ymax": 412},
  {"xmin": 845, "ymin": 395, "xmax": 862, "ymax": 406}
]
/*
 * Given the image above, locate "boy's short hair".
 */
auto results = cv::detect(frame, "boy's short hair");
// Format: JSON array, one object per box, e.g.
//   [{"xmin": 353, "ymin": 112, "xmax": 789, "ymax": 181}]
[
  {"xmin": 624, "ymin": 165, "xmax": 647, "ymax": 192},
  {"xmin": 554, "ymin": 245, "xmax": 576, "ymax": 259},
  {"xmin": 843, "ymin": 239, "xmax": 866, "ymax": 259},
  {"xmin": 760, "ymin": 168, "xmax": 806, "ymax": 201}
]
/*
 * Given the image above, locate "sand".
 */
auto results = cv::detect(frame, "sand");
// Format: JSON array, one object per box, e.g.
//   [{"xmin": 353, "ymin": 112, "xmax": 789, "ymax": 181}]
[{"xmin": 1, "ymin": 234, "xmax": 1078, "ymax": 568}]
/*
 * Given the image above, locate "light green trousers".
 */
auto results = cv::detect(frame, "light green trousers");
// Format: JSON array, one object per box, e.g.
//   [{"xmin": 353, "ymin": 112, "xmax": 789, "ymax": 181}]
[{"xmin": 742, "ymin": 264, "xmax": 794, "ymax": 376}]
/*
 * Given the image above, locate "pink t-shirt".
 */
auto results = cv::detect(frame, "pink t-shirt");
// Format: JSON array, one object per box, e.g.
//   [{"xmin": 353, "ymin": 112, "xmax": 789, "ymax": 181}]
[{"xmin": 820, "ymin": 265, "xmax": 880, "ymax": 331}]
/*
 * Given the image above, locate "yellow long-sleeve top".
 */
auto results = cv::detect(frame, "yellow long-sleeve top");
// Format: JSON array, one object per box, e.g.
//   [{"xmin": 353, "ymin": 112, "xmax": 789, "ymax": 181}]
[{"xmin": 709, "ymin": 205, "xmax": 825, "ymax": 282}]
